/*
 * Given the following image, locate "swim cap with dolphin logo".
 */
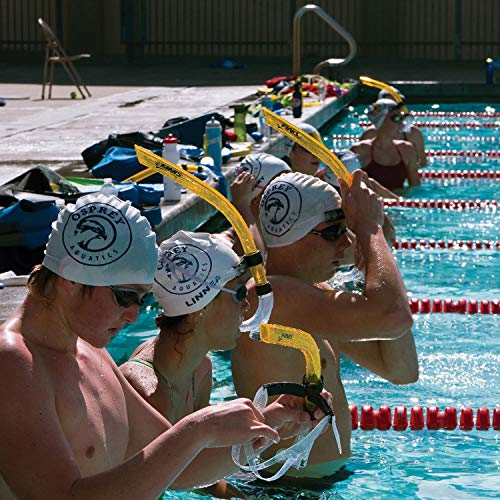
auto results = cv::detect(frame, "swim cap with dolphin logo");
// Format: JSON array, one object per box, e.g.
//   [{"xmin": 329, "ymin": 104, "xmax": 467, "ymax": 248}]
[
  {"xmin": 259, "ymin": 172, "xmax": 343, "ymax": 248},
  {"xmin": 43, "ymin": 193, "xmax": 158, "ymax": 286},
  {"xmin": 153, "ymin": 230, "xmax": 246, "ymax": 317},
  {"xmin": 234, "ymin": 153, "xmax": 291, "ymax": 200}
]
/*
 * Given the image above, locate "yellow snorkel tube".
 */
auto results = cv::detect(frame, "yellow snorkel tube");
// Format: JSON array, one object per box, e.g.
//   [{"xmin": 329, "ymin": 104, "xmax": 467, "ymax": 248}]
[
  {"xmin": 133, "ymin": 145, "xmax": 272, "ymax": 335},
  {"xmin": 260, "ymin": 324, "xmax": 321, "ymax": 384},
  {"xmin": 360, "ymin": 76, "xmax": 409, "ymax": 114},
  {"xmin": 232, "ymin": 323, "xmax": 341, "ymax": 482},
  {"xmin": 262, "ymin": 108, "xmax": 352, "ymax": 186}
]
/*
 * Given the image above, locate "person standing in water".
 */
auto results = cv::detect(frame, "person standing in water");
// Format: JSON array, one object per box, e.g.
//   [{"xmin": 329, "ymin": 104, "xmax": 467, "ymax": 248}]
[
  {"xmin": 351, "ymin": 98, "xmax": 421, "ymax": 190},
  {"xmin": 231, "ymin": 171, "xmax": 418, "ymax": 482},
  {"xmin": 121, "ymin": 230, "xmax": 332, "ymax": 498},
  {"xmin": 360, "ymin": 88, "xmax": 428, "ymax": 168},
  {"xmin": 0, "ymin": 194, "xmax": 307, "ymax": 499}
]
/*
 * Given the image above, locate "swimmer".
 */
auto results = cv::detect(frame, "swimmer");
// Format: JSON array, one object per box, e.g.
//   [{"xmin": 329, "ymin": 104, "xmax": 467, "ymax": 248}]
[
  {"xmin": 281, "ymin": 123, "xmax": 397, "ymax": 244},
  {"xmin": 360, "ymin": 88, "xmax": 428, "ymax": 167},
  {"xmin": 0, "ymin": 194, "xmax": 298, "ymax": 499},
  {"xmin": 351, "ymin": 99, "xmax": 421, "ymax": 190},
  {"xmin": 120, "ymin": 230, "xmax": 332, "ymax": 497},
  {"xmin": 232, "ymin": 171, "xmax": 418, "ymax": 480}
]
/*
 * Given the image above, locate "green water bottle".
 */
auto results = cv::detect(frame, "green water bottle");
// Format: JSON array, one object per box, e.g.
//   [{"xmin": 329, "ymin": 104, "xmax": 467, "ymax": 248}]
[{"xmin": 231, "ymin": 104, "xmax": 248, "ymax": 142}]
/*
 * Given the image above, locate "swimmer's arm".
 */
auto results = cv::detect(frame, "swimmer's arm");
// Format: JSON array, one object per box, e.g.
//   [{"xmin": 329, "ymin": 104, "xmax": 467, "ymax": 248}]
[
  {"xmin": 410, "ymin": 127, "xmax": 427, "ymax": 167},
  {"xmin": 230, "ymin": 172, "xmax": 266, "ymax": 256},
  {"xmin": 398, "ymin": 142, "xmax": 421, "ymax": 186},
  {"xmin": 195, "ymin": 355, "xmax": 213, "ymax": 409},
  {"xmin": 349, "ymin": 142, "xmax": 372, "ymax": 168},
  {"xmin": 367, "ymin": 177, "xmax": 399, "ymax": 199},
  {"xmin": 339, "ymin": 329, "xmax": 419, "ymax": 385}
]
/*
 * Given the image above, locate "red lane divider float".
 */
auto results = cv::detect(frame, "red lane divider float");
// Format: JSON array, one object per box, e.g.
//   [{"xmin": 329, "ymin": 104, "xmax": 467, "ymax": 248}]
[
  {"xmin": 408, "ymin": 298, "xmax": 499, "ymax": 314},
  {"xmin": 393, "ymin": 238, "xmax": 499, "ymax": 250},
  {"xmin": 427, "ymin": 150, "xmax": 500, "ymax": 159},
  {"xmin": 360, "ymin": 121, "xmax": 500, "ymax": 129},
  {"xmin": 350, "ymin": 404, "xmax": 500, "ymax": 431},
  {"xmin": 382, "ymin": 199, "xmax": 497, "ymax": 210},
  {"xmin": 410, "ymin": 111, "xmax": 500, "ymax": 118},
  {"xmin": 420, "ymin": 169, "xmax": 500, "ymax": 179}
]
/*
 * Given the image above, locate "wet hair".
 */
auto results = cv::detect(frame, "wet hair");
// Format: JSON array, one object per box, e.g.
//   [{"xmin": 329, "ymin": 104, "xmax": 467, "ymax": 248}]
[
  {"xmin": 155, "ymin": 312, "xmax": 195, "ymax": 358},
  {"xmin": 28, "ymin": 264, "xmax": 94, "ymax": 302}
]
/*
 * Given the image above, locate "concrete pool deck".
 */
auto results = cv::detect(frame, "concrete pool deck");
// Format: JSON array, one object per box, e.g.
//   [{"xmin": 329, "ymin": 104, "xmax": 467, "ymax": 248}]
[{"xmin": 1, "ymin": 57, "xmax": 498, "ymax": 321}]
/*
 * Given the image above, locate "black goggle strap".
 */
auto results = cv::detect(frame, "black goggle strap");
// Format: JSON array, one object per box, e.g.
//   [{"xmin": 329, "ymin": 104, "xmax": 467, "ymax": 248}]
[{"xmin": 262, "ymin": 376, "xmax": 333, "ymax": 418}]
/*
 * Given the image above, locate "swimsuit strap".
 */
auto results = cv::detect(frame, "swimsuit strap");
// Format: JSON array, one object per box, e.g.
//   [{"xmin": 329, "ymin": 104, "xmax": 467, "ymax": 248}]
[
  {"xmin": 129, "ymin": 358, "xmax": 174, "ymax": 404},
  {"xmin": 129, "ymin": 358, "xmax": 196, "ymax": 412}
]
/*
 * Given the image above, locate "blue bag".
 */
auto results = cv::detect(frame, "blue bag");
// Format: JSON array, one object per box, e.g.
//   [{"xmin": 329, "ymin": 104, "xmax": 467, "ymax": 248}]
[{"xmin": 91, "ymin": 147, "xmax": 163, "ymax": 183}]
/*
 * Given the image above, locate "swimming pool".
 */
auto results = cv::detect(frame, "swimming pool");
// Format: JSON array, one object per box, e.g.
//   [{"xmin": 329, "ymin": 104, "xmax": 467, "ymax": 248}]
[{"xmin": 108, "ymin": 102, "xmax": 499, "ymax": 499}]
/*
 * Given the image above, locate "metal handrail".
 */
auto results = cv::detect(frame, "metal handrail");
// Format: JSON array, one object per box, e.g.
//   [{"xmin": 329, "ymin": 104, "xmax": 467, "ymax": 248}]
[{"xmin": 292, "ymin": 4, "xmax": 357, "ymax": 76}]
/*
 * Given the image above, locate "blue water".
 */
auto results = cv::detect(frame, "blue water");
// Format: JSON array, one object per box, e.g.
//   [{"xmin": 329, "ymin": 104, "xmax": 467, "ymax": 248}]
[{"xmin": 107, "ymin": 102, "xmax": 499, "ymax": 499}]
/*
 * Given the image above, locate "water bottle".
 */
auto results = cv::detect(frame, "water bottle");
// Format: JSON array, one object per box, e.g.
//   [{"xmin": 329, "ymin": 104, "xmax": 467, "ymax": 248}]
[
  {"xmin": 231, "ymin": 104, "xmax": 247, "ymax": 142},
  {"xmin": 260, "ymin": 95, "xmax": 273, "ymax": 140},
  {"xmin": 317, "ymin": 79, "xmax": 327, "ymax": 103},
  {"xmin": 162, "ymin": 134, "xmax": 182, "ymax": 202},
  {"xmin": 292, "ymin": 81, "xmax": 303, "ymax": 118},
  {"xmin": 205, "ymin": 117, "xmax": 222, "ymax": 170},
  {"xmin": 100, "ymin": 178, "xmax": 118, "ymax": 197}
]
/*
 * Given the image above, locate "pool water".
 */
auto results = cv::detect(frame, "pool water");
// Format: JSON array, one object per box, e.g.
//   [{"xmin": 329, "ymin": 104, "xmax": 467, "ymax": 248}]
[{"xmin": 107, "ymin": 102, "xmax": 499, "ymax": 499}]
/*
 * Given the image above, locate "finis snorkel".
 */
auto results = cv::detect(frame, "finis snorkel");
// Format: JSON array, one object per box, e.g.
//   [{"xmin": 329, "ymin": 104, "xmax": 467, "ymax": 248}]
[
  {"xmin": 133, "ymin": 145, "xmax": 273, "ymax": 335},
  {"xmin": 262, "ymin": 108, "xmax": 352, "ymax": 186},
  {"xmin": 232, "ymin": 323, "xmax": 342, "ymax": 481},
  {"xmin": 360, "ymin": 75, "xmax": 409, "ymax": 114}
]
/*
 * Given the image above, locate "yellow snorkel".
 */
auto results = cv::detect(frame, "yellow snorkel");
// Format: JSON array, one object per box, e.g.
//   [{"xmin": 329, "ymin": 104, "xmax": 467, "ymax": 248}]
[
  {"xmin": 260, "ymin": 324, "xmax": 321, "ymax": 384},
  {"xmin": 133, "ymin": 145, "xmax": 272, "ymax": 335},
  {"xmin": 262, "ymin": 108, "xmax": 352, "ymax": 186},
  {"xmin": 360, "ymin": 76, "xmax": 409, "ymax": 114},
  {"xmin": 232, "ymin": 323, "xmax": 341, "ymax": 481}
]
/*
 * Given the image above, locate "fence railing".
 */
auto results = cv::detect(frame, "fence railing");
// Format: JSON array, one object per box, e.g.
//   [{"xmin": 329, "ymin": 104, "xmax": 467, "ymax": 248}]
[{"xmin": 1, "ymin": 0, "xmax": 499, "ymax": 62}]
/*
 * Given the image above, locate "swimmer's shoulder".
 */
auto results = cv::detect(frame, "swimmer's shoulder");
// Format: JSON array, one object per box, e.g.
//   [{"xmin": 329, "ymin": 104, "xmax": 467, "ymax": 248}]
[{"xmin": 359, "ymin": 126, "xmax": 376, "ymax": 140}]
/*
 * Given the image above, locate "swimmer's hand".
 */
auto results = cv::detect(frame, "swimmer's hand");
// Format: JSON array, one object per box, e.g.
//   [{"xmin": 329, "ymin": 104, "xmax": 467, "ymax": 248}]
[
  {"xmin": 339, "ymin": 170, "xmax": 384, "ymax": 234},
  {"xmin": 231, "ymin": 171, "xmax": 255, "ymax": 212},
  {"xmin": 194, "ymin": 398, "xmax": 280, "ymax": 448},
  {"xmin": 262, "ymin": 391, "xmax": 333, "ymax": 441}
]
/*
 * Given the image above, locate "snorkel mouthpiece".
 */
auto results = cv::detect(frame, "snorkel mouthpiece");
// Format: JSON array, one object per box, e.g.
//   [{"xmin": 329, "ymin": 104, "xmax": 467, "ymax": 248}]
[
  {"xmin": 260, "ymin": 324, "xmax": 322, "ymax": 383},
  {"xmin": 134, "ymin": 146, "xmax": 273, "ymax": 335}
]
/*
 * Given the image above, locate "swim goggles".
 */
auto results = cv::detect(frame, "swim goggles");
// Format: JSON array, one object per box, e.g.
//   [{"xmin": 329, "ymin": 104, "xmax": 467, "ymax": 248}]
[
  {"xmin": 309, "ymin": 223, "xmax": 348, "ymax": 242},
  {"xmin": 219, "ymin": 283, "xmax": 248, "ymax": 303},
  {"xmin": 232, "ymin": 381, "xmax": 342, "ymax": 481},
  {"xmin": 108, "ymin": 286, "xmax": 151, "ymax": 308},
  {"xmin": 390, "ymin": 112, "xmax": 409, "ymax": 123}
]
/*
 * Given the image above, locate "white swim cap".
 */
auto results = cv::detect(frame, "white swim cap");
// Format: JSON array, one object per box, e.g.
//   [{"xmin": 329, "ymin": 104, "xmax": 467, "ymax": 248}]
[
  {"xmin": 378, "ymin": 87, "xmax": 406, "ymax": 101},
  {"xmin": 324, "ymin": 150, "xmax": 362, "ymax": 188},
  {"xmin": 234, "ymin": 153, "xmax": 291, "ymax": 199},
  {"xmin": 283, "ymin": 123, "xmax": 322, "ymax": 156},
  {"xmin": 259, "ymin": 172, "xmax": 343, "ymax": 248},
  {"xmin": 153, "ymin": 230, "xmax": 246, "ymax": 317},
  {"xmin": 367, "ymin": 98, "xmax": 400, "ymax": 129},
  {"xmin": 43, "ymin": 194, "xmax": 158, "ymax": 286}
]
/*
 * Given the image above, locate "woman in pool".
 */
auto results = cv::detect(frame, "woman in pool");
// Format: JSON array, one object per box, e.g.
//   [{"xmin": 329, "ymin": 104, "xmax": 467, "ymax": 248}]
[
  {"xmin": 120, "ymin": 230, "xmax": 330, "ymax": 498},
  {"xmin": 360, "ymin": 88, "xmax": 428, "ymax": 167},
  {"xmin": 351, "ymin": 98, "xmax": 421, "ymax": 191}
]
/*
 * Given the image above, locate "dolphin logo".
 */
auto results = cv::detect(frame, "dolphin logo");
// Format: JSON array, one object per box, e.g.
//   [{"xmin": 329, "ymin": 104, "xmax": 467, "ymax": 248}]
[
  {"xmin": 167, "ymin": 255, "xmax": 198, "ymax": 284},
  {"xmin": 75, "ymin": 219, "xmax": 107, "ymax": 251},
  {"xmin": 265, "ymin": 195, "xmax": 288, "ymax": 225}
]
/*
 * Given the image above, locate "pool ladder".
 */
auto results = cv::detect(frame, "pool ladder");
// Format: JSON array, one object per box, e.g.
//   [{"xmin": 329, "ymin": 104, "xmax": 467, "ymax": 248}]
[{"xmin": 292, "ymin": 4, "xmax": 357, "ymax": 76}]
